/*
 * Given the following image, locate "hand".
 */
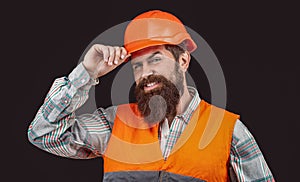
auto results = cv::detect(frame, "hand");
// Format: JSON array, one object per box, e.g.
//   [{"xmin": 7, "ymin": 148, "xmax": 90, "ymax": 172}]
[{"xmin": 82, "ymin": 44, "xmax": 130, "ymax": 78}]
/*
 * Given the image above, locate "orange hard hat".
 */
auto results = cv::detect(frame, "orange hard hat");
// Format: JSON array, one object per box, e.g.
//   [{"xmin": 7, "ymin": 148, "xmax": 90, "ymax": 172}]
[{"xmin": 124, "ymin": 10, "xmax": 197, "ymax": 56}]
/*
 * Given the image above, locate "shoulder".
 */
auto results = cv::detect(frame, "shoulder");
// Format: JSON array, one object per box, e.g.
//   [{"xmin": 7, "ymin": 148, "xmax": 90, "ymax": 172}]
[
  {"xmin": 231, "ymin": 119, "xmax": 257, "ymax": 148},
  {"xmin": 200, "ymin": 100, "xmax": 240, "ymax": 121}
]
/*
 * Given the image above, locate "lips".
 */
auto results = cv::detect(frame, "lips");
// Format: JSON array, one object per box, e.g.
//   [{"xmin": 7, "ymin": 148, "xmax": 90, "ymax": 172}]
[{"xmin": 144, "ymin": 81, "xmax": 161, "ymax": 92}]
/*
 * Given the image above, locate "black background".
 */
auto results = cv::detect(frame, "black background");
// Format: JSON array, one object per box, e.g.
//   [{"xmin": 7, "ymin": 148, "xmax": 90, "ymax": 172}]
[{"xmin": 2, "ymin": 0, "xmax": 299, "ymax": 181}]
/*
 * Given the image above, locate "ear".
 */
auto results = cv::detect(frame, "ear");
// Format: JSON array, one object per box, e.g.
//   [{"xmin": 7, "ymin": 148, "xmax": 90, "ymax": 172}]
[{"xmin": 178, "ymin": 51, "xmax": 191, "ymax": 72}]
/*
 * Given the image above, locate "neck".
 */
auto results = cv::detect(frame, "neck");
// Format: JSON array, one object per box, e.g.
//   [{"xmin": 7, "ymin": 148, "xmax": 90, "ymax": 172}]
[
  {"xmin": 166, "ymin": 86, "xmax": 192, "ymax": 126},
  {"xmin": 176, "ymin": 86, "xmax": 192, "ymax": 115}
]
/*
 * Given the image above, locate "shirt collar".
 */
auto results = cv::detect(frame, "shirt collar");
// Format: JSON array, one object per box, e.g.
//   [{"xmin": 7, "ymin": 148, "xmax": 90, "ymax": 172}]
[{"xmin": 176, "ymin": 86, "xmax": 201, "ymax": 124}]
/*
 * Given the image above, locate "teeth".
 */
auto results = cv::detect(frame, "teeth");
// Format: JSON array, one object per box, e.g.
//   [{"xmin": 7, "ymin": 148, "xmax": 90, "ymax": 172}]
[{"xmin": 146, "ymin": 82, "xmax": 156, "ymax": 87}]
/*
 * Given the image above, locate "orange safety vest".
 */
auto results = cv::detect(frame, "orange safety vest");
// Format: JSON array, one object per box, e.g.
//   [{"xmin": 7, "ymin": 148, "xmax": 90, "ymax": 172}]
[{"xmin": 103, "ymin": 100, "xmax": 239, "ymax": 181}]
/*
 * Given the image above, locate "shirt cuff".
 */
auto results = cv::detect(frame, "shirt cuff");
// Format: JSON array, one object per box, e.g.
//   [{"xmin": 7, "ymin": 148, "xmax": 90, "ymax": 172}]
[{"xmin": 68, "ymin": 62, "xmax": 99, "ymax": 89}]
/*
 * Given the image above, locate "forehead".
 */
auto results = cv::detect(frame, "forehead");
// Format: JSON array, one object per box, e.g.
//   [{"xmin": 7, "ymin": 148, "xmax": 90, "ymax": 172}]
[{"xmin": 130, "ymin": 45, "xmax": 174, "ymax": 63}]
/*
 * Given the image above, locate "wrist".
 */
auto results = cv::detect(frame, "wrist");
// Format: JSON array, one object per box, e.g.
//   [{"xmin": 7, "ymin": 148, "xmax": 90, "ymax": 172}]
[{"xmin": 82, "ymin": 61, "xmax": 98, "ymax": 79}]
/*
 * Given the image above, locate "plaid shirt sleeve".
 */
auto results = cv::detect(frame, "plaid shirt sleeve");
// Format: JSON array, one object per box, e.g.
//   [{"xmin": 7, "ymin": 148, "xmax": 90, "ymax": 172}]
[
  {"xmin": 230, "ymin": 119, "xmax": 275, "ymax": 181},
  {"xmin": 27, "ymin": 62, "xmax": 116, "ymax": 159}
]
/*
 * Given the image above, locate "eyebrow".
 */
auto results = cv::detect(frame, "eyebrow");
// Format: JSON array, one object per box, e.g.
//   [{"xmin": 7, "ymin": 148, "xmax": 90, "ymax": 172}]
[
  {"xmin": 131, "ymin": 51, "xmax": 162, "ymax": 67},
  {"xmin": 147, "ymin": 51, "xmax": 162, "ymax": 60}
]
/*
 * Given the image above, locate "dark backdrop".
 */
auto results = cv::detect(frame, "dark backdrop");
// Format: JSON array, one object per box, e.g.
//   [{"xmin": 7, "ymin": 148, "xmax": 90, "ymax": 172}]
[{"xmin": 2, "ymin": 0, "xmax": 298, "ymax": 181}]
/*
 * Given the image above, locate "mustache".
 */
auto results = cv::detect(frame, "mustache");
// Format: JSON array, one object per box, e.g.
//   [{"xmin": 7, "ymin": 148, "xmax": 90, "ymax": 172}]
[{"xmin": 136, "ymin": 75, "xmax": 167, "ymax": 90}]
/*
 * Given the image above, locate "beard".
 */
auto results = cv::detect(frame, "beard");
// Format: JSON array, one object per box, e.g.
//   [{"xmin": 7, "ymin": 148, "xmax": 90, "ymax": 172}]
[{"xmin": 134, "ymin": 67, "xmax": 184, "ymax": 125}]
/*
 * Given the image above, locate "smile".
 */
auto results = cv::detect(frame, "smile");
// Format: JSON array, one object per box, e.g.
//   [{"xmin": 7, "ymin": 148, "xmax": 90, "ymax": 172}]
[{"xmin": 144, "ymin": 82, "xmax": 161, "ymax": 91}]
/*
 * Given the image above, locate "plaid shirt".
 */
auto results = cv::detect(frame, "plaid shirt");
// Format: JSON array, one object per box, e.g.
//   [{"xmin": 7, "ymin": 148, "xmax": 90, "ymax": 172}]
[{"xmin": 28, "ymin": 62, "xmax": 275, "ymax": 181}]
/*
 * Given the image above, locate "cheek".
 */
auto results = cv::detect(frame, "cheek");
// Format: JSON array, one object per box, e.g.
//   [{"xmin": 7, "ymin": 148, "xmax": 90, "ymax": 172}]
[
  {"xmin": 135, "ymin": 80, "xmax": 140, "ymax": 87},
  {"xmin": 161, "ymin": 67, "xmax": 177, "ymax": 81},
  {"xmin": 168, "ymin": 69, "xmax": 182, "ymax": 85},
  {"xmin": 133, "ymin": 72, "xmax": 142, "ymax": 83}
]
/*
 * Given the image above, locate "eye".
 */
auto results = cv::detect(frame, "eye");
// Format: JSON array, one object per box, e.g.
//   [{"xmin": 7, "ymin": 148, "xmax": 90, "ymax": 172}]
[
  {"xmin": 149, "ymin": 57, "xmax": 161, "ymax": 64},
  {"xmin": 133, "ymin": 64, "xmax": 142, "ymax": 70}
]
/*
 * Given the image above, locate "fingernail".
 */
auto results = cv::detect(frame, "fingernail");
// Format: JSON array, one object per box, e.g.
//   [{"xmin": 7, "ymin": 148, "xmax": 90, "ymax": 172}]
[
  {"xmin": 108, "ymin": 62, "xmax": 112, "ymax": 65},
  {"xmin": 121, "ymin": 55, "xmax": 125, "ymax": 59},
  {"xmin": 114, "ymin": 60, "xmax": 118, "ymax": 64}
]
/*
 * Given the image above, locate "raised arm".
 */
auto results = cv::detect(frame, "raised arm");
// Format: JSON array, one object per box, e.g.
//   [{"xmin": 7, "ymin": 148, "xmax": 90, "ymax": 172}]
[{"xmin": 27, "ymin": 44, "xmax": 129, "ymax": 159}]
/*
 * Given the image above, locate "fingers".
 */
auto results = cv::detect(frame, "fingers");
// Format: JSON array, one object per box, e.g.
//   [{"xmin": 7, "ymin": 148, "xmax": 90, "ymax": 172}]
[
  {"xmin": 107, "ymin": 46, "xmax": 115, "ymax": 65},
  {"xmin": 103, "ymin": 46, "xmax": 127, "ymax": 66},
  {"xmin": 92, "ymin": 44, "xmax": 129, "ymax": 64},
  {"xmin": 85, "ymin": 44, "xmax": 132, "ymax": 78},
  {"xmin": 120, "ymin": 47, "xmax": 128, "ymax": 60},
  {"xmin": 113, "ymin": 47, "xmax": 121, "ymax": 65},
  {"xmin": 93, "ymin": 44, "xmax": 109, "ymax": 62}
]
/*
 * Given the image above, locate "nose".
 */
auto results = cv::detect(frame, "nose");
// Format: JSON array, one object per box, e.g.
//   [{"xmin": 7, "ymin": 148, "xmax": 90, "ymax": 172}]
[
  {"xmin": 134, "ymin": 63, "xmax": 156, "ymax": 84},
  {"xmin": 141, "ymin": 70, "xmax": 154, "ymax": 78},
  {"xmin": 141, "ymin": 65, "xmax": 154, "ymax": 78},
  {"xmin": 135, "ymin": 68, "xmax": 154, "ymax": 84}
]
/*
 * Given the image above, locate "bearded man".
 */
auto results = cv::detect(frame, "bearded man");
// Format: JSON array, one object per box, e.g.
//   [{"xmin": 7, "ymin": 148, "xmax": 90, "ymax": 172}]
[{"xmin": 28, "ymin": 10, "xmax": 274, "ymax": 181}]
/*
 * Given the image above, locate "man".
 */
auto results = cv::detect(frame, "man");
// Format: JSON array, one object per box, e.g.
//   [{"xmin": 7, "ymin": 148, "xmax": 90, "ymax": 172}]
[{"xmin": 28, "ymin": 10, "xmax": 274, "ymax": 181}]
